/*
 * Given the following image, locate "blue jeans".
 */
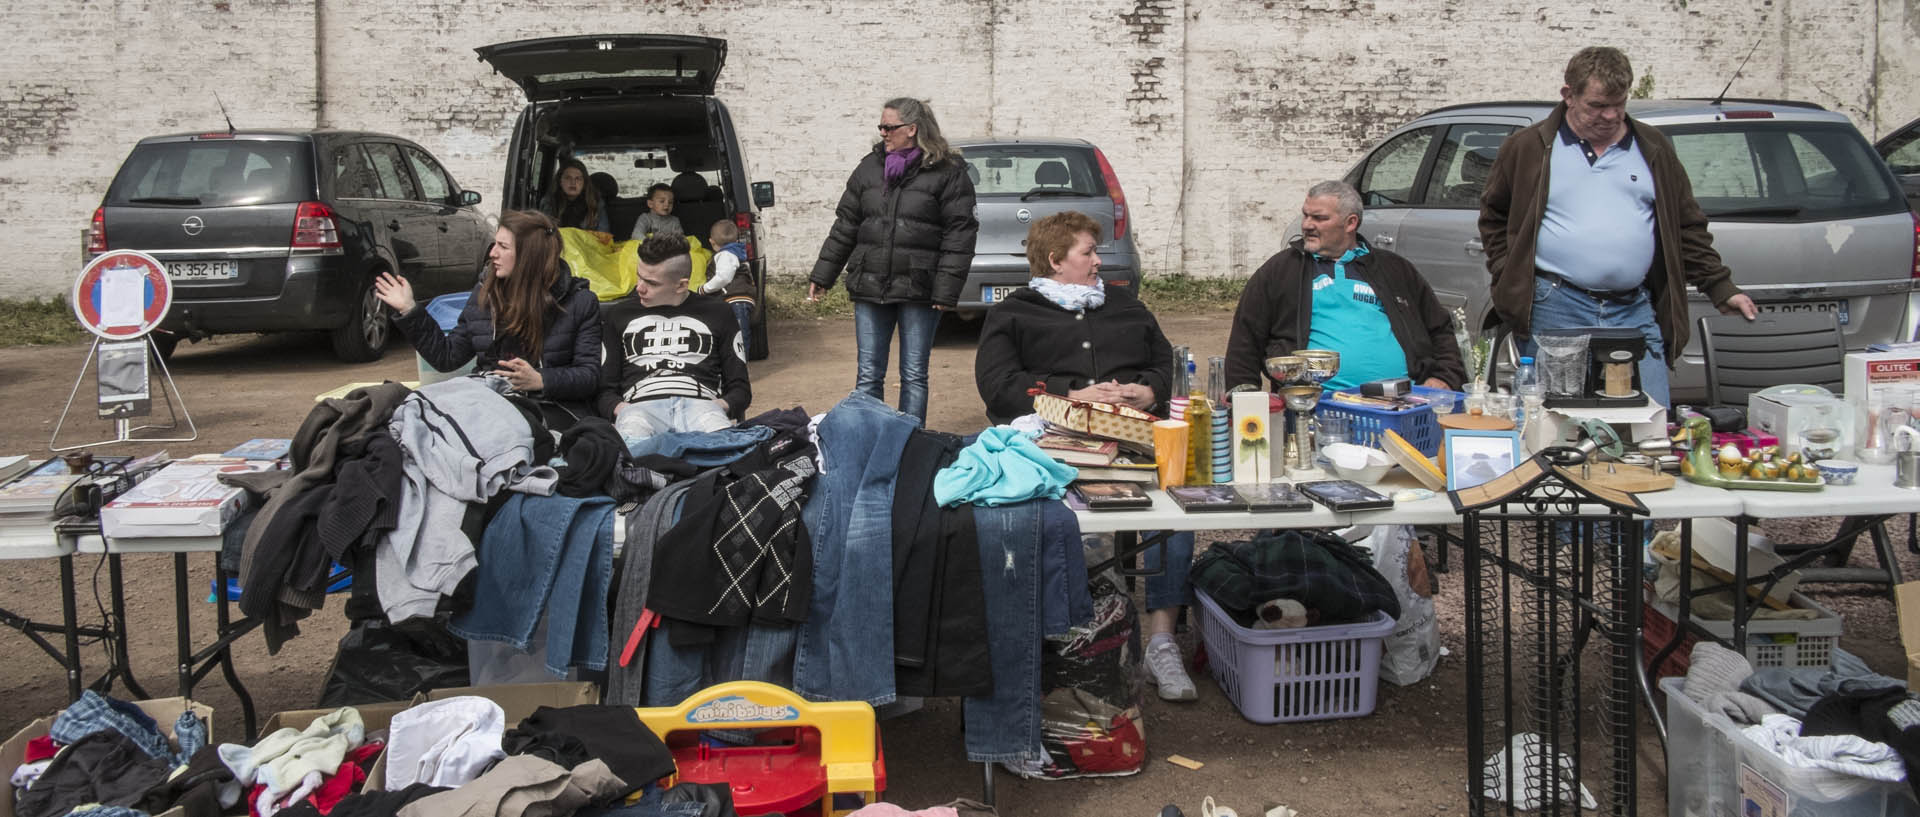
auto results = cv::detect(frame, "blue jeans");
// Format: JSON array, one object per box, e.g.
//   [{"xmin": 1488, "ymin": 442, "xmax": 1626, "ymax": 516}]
[
  {"xmin": 643, "ymin": 623, "xmax": 799, "ymax": 707},
  {"xmin": 1523, "ymin": 274, "xmax": 1670, "ymax": 408},
  {"xmin": 964, "ymin": 502, "xmax": 1046, "ymax": 764},
  {"xmin": 794, "ymin": 392, "xmax": 919, "ymax": 705},
  {"xmin": 731, "ymin": 301, "xmax": 754, "ymax": 359},
  {"xmin": 853, "ymin": 301, "xmax": 940, "ymax": 422},
  {"xmin": 449, "ymin": 493, "xmax": 616, "ymax": 676},
  {"xmin": 1144, "ymin": 531, "xmax": 1196, "ymax": 612},
  {"xmin": 625, "ymin": 425, "xmax": 774, "ymax": 463}
]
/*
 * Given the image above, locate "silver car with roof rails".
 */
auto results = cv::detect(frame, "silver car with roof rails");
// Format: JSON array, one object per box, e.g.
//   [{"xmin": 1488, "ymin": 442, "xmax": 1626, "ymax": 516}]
[
  {"xmin": 1327, "ymin": 98, "xmax": 1918, "ymax": 403},
  {"xmin": 951, "ymin": 137, "xmax": 1141, "ymax": 313}
]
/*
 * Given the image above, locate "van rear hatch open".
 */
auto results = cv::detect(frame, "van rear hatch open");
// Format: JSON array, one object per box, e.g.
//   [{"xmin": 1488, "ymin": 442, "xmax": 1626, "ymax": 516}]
[{"xmin": 475, "ymin": 34, "xmax": 726, "ymax": 100}]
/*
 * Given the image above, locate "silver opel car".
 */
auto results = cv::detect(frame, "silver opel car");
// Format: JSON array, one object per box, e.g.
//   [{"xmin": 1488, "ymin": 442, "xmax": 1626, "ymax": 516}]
[
  {"xmin": 951, "ymin": 137, "xmax": 1141, "ymax": 313},
  {"xmin": 1330, "ymin": 98, "xmax": 1917, "ymax": 403}
]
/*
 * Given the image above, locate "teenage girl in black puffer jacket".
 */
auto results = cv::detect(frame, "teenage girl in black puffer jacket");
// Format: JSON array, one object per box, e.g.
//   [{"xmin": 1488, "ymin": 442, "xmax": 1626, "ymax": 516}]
[
  {"xmin": 377, "ymin": 209, "xmax": 603, "ymax": 423},
  {"xmin": 809, "ymin": 97, "xmax": 978, "ymax": 423}
]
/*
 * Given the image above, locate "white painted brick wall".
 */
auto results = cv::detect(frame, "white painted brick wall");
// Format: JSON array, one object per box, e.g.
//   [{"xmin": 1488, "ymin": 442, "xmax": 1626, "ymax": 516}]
[{"xmin": 0, "ymin": 0, "xmax": 1912, "ymax": 298}]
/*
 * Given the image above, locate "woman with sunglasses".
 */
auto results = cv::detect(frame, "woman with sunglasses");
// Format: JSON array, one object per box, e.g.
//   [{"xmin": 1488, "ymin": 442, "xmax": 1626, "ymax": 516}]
[{"xmin": 808, "ymin": 97, "xmax": 978, "ymax": 422}]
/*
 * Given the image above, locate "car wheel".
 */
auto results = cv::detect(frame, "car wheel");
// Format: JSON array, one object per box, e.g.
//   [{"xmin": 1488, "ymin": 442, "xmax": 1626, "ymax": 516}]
[
  {"xmin": 329, "ymin": 277, "xmax": 391, "ymax": 363},
  {"xmin": 148, "ymin": 331, "xmax": 180, "ymax": 364},
  {"xmin": 1485, "ymin": 323, "xmax": 1520, "ymax": 392}
]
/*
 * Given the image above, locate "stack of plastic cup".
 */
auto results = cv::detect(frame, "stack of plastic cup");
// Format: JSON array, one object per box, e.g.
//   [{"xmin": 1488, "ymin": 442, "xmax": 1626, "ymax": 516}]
[
  {"xmin": 1169, "ymin": 396, "xmax": 1190, "ymax": 423},
  {"xmin": 1212, "ymin": 409, "xmax": 1233, "ymax": 483}
]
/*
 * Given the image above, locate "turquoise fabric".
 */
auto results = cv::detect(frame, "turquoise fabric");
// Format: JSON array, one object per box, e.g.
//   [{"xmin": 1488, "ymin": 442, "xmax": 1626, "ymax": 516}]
[
  {"xmin": 1307, "ymin": 246, "xmax": 1408, "ymax": 390},
  {"xmin": 933, "ymin": 427, "xmax": 1078, "ymax": 507}
]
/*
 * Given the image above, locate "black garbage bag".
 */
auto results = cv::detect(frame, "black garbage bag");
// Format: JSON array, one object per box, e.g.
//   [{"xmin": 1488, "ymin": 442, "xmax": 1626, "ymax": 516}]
[{"xmin": 318, "ymin": 617, "xmax": 468, "ymax": 705}]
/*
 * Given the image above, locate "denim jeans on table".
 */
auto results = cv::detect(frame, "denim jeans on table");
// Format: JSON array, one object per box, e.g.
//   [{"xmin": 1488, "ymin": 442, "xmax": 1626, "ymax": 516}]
[
  {"xmin": 643, "ymin": 623, "xmax": 800, "ymax": 707},
  {"xmin": 1144, "ymin": 531, "xmax": 1197, "ymax": 612},
  {"xmin": 1522, "ymin": 274, "xmax": 1670, "ymax": 408},
  {"xmin": 1037, "ymin": 500, "xmax": 1094, "ymax": 637},
  {"xmin": 964, "ymin": 501, "xmax": 1047, "ymax": 764},
  {"xmin": 448, "ymin": 492, "xmax": 616, "ymax": 677},
  {"xmin": 625, "ymin": 424, "xmax": 775, "ymax": 464},
  {"xmin": 794, "ymin": 391, "xmax": 920, "ymax": 705},
  {"xmin": 853, "ymin": 301, "xmax": 940, "ymax": 422}
]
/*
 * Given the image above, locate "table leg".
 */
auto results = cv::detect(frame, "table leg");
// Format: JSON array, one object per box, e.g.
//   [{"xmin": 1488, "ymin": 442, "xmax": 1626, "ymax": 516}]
[
  {"xmin": 980, "ymin": 760, "xmax": 995, "ymax": 807},
  {"xmin": 213, "ymin": 565, "xmax": 258, "ymax": 740},
  {"xmin": 59, "ymin": 555, "xmax": 82, "ymax": 701},
  {"xmin": 174, "ymin": 553, "xmax": 192, "ymax": 698},
  {"xmin": 1732, "ymin": 517, "xmax": 1749, "ymax": 655},
  {"xmin": 105, "ymin": 554, "xmax": 150, "ymax": 700}
]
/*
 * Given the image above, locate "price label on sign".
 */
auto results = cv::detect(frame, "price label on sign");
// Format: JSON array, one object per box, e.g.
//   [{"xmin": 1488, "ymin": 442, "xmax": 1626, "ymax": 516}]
[{"xmin": 71, "ymin": 250, "xmax": 172, "ymax": 340}]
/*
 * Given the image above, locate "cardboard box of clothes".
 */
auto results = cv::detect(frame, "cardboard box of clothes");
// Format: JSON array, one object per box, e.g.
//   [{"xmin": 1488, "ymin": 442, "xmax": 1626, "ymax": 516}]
[
  {"xmin": 1897, "ymin": 581, "xmax": 1920, "ymax": 692},
  {"xmin": 0, "ymin": 696, "xmax": 214, "ymax": 817},
  {"xmin": 362, "ymin": 681, "xmax": 599, "ymax": 792}
]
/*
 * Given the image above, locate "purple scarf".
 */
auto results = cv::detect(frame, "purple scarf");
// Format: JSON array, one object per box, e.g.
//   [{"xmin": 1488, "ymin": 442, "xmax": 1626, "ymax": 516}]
[{"xmin": 884, "ymin": 147, "xmax": 923, "ymax": 186}]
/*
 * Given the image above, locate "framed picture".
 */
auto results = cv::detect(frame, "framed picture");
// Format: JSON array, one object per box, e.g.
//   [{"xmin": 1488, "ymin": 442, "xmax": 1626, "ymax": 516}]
[{"xmin": 1445, "ymin": 428, "xmax": 1522, "ymax": 491}]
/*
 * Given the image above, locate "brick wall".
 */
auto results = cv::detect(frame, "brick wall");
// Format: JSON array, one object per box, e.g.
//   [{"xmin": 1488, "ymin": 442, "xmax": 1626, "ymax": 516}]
[{"xmin": 1, "ymin": 0, "xmax": 1913, "ymax": 298}]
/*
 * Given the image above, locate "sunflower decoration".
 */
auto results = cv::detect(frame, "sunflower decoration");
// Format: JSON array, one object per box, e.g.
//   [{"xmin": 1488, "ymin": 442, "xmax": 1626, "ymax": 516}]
[{"xmin": 1236, "ymin": 412, "xmax": 1269, "ymax": 468}]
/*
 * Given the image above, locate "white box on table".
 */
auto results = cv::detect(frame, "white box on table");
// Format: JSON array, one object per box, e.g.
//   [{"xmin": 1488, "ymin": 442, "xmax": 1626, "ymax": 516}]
[
  {"xmin": 1535, "ymin": 399, "xmax": 1667, "ymax": 451},
  {"xmin": 1845, "ymin": 350, "xmax": 1920, "ymax": 405},
  {"xmin": 1748, "ymin": 392, "xmax": 1854, "ymax": 458},
  {"xmin": 101, "ymin": 456, "xmax": 272, "ymax": 538}
]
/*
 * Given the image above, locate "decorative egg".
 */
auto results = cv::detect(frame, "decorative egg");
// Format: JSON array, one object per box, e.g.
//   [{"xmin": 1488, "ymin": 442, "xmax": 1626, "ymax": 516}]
[{"xmin": 1716, "ymin": 444, "xmax": 1744, "ymax": 466}]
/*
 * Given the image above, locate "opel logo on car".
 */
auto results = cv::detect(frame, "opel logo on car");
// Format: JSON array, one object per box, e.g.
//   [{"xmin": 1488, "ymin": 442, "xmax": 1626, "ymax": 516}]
[
  {"xmin": 1016, "ymin": 208, "xmax": 1032, "ymax": 224},
  {"xmin": 181, "ymin": 216, "xmax": 204, "ymax": 236}
]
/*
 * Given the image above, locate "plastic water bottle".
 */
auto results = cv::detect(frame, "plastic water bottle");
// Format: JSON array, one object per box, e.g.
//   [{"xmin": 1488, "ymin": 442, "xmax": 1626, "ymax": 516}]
[{"xmin": 1515, "ymin": 356, "xmax": 1544, "ymax": 445}]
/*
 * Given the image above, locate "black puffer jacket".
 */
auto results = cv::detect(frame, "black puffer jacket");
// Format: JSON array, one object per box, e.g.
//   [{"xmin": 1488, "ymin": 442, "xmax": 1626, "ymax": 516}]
[
  {"xmin": 810, "ymin": 146, "xmax": 979, "ymax": 307},
  {"xmin": 974, "ymin": 284, "xmax": 1174, "ymax": 424},
  {"xmin": 393, "ymin": 272, "xmax": 603, "ymax": 403}
]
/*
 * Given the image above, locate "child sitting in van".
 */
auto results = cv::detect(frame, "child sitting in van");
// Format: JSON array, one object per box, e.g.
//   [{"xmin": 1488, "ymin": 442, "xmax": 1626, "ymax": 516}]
[
  {"xmin": 701, "ymin": 220, "xmax": 756, "ymax": 355},
  {"xmin": 633, "ymin": 183, "xmax": 679, "ymax": 237}
]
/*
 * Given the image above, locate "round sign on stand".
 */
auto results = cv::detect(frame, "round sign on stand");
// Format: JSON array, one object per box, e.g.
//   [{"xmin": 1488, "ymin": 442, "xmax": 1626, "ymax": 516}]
[{"xmin": 71, "ymin": 250, "xmax": 172, "ymax": 340}]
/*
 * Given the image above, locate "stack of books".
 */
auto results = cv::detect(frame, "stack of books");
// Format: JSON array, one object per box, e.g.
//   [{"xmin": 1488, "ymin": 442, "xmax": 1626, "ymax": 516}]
[
  {"xmin": 1037, "ymin": 432, "xmax": 1159, "ymax": 484},
  {"xmin": 0, "ymin": 458, "xmax": 83, "ymax": 533}
]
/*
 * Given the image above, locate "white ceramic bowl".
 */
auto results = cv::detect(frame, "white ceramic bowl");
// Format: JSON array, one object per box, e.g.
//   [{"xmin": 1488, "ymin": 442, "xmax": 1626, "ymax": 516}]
[
  {"xmin": 1815, "ymin": 459, "xmax": 1858, "ymax": 486},
  {"xmin": 1323, "ymin": 442, "xmax": 1393, "ymax": 484}
]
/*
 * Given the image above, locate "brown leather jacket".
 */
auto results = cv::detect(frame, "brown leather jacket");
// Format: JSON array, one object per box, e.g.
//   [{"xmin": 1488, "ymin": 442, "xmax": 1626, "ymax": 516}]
[{"xmin": 1478, "ymin": 103, "xmax": 1742, "ymax": 362}]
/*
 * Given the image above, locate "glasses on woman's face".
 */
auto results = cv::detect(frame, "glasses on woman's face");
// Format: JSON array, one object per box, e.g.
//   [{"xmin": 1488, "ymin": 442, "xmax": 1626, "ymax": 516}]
[{"xmin": 877, "ymin": 123, "xmax": 909, "ymax": 133}]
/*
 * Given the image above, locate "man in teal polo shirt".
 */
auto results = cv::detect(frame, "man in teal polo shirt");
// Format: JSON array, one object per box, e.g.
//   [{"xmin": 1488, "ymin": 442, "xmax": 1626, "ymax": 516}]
[{"xmin": 1226, "ymin": 181, "xmax": 1465, "ymax": 393}]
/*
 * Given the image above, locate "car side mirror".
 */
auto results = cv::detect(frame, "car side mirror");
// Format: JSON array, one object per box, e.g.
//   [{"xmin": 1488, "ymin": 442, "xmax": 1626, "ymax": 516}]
[
  {"xmin": 751, "ymin": 181, "xmax": 775, "ymax": 209},
  {"xmin": 456, "ymin": 190, "xmax": 482, "ymax": 207}
]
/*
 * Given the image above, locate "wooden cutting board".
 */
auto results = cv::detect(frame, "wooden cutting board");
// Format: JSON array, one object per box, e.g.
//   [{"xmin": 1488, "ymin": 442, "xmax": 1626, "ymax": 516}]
[
  {"xmin": 1438, "ymin": 413, "xmax": 1515, "ymax": 432},
  {"xmin": 1569, "ymin": 461, "xmax": 1676, "ymax": 493}
]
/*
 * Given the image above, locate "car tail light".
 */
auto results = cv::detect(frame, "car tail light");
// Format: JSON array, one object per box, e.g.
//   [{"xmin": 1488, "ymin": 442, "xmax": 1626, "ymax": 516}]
[
  {"xmin": 1722, "ymin": 110, "xmax": 1775, "ymax": 120},
  {"xmin": 1093, "ymin": 148, "xmax": 1129, "ymax": 241},
  {"xmin": 733, "ymin": 212, "xmax": 755, "ymax": 260},
  {"xmin": 1910, "ymin": 211, "xmax": 1919, "ymax": 280},
  {"xmin": 85, "ymin": 207, "xmax": 106, "ymax": 256},
  {"xmin": 291, "ymin": 201, "xmax": 341, "ymax": 250}
]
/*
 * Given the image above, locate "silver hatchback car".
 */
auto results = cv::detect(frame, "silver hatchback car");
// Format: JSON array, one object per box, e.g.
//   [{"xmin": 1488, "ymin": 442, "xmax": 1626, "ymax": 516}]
[
  {"xmin": 950, "ymin": 137, "xmax": 1141, "ymax": 312},
  {"xmin": 1334, "ymin": 99, "xmax": 1918, "ymax": 403}
]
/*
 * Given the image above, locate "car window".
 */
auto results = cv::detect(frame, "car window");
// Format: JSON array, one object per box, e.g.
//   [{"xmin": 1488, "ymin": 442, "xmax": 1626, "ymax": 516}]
[
  {"xmin": 1357, "ymin": 127, "xmax": 1436, "ymax": 207},
  {"xmin": 106, "ymin": 140, "xmax": 311, "ymax": 206},
  {"xmin": 332, "ymin": 144, "xmax": 383, "ymax": 199},
  {"xmin": 1422, "ymin": 125, "xmax": 1515, "ymax": 207},
  {"xmin": 1885, "ymin": 129, "xmax": 1920, "ymax": 174},
  {"xmin": 1662, "ymin": 121, "xmax": 1904, "ymax": 220},
  {"xmin": 403, "ymin": 146, "xmax": 454, "ymax": 203},
  {"xmin": 961, "ymin": 146, "xmax": 1102, "ymax": 197},
  {"xmin": 362, "ymin": 143, "xmax": 420, "ymax": 201}
]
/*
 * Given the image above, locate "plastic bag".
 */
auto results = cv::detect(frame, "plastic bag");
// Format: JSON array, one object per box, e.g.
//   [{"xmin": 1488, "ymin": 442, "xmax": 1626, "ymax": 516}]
[
  {"xmin": 1023, "ymin": 536, "xmax": 1145, "ymax": 779},
  {"xmin": 1360, "ymin": 524, "xmax": 1439, "ymax": 685},
  {"xmin": 558, "ymin": 227, "xmax": 639, "ymax": 302},
  {"xmin": 318, "ymin": 617, "xmax": 469, "ymax": 705}
]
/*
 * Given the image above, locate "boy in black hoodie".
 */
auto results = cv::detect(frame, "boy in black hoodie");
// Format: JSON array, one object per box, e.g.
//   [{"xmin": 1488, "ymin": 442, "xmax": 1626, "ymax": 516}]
[{"xmin": 599, "ymin": 234, "xmax": 752, "ymax": 443}]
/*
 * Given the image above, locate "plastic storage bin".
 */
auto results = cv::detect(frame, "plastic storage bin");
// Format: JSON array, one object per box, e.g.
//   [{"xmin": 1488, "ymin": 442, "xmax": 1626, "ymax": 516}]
[
  {"xmin": 1662, "ymin": 677, "xmax": 1918, "ymax": 817},
  {"xmin": 1315, "ymin": 385, "xmax": 1463, "ymax": 456},
  {"xmin": 1194, "ymin": 589, "xmax": 1395, "ymax": 724},
  {"xmin": 1640, "ymin": 591, "xmax": 1842, "ymax": 679}
]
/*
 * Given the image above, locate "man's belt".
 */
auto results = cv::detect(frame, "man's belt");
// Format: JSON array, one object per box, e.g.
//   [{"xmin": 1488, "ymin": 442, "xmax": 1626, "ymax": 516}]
[{"xmin": 1541, "ymin": 272, "xmax": 1643, "ymax": 303}]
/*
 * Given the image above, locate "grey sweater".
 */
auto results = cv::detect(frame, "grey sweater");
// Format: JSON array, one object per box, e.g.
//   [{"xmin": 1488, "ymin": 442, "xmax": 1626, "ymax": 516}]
[{"xmin": 379, "ymin": 377, "xmax": 536, "ymax": 622}]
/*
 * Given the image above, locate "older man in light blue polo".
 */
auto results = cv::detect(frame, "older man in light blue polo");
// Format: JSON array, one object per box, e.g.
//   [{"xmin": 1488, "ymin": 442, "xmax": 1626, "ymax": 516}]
[{"xmin": 1480, "ymin": 46, "xmax": 1756, "ymax": 407}]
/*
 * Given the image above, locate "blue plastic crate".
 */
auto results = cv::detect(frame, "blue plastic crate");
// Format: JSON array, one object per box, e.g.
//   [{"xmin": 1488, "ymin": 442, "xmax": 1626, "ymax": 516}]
[{"xmin": 1315, "ymin": 385, "xmax": 1463, "ymax": 457}]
